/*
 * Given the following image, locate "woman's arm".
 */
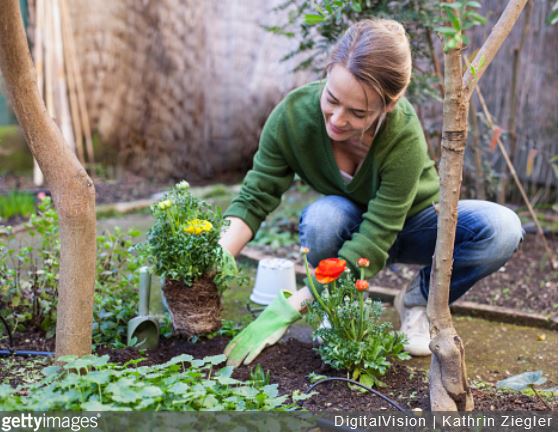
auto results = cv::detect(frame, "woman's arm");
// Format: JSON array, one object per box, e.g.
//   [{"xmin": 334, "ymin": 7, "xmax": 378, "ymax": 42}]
[
  {"xmin": 219, "ymin": 217, "xmax": 313, "ymax": 312},
  {"xmin": 219, "ymin": 217, "xmax": 253, "ymax": 257}
]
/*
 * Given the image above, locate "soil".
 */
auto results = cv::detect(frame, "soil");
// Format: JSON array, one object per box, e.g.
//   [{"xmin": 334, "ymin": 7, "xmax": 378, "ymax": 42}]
[
  {"xmin": 0, "ymin": 172, "xmax": 171, "ymax": 205},
  {"xmin": 95, "ymin": 336, "xmax": 556, "ymax": 412},
  {"xmin": 253, "ymin": 232, "xmax": 558, "ymax": 317},
  {"xmin": 1, "ymin": 331, "xmax": 555, "ymax": 411},
  {"xmin": 162, "ymin": 277, "xmax": 222, "ymax": 336},
  {"xmin": 0, "ymin": 171, "xmax": 244, "ymax": 206}
]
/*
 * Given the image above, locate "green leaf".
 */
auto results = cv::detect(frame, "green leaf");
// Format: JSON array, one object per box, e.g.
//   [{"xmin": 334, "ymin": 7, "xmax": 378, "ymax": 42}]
[
  {"xmin": 291, "ymin": 390, "xmax": 317, "ymax": 402},
  {"xmin": 203, "ymin": 354, "xmax": 226, "ymax": 366},
  {"xmin": 496, "ymin": 371, "xmax": 547, "ymax": 391},
  {"xmin": 168, "ymin": 382, "xmax": 190, "ymax": 394},
  {"xmin": 466, "ymin": 1, "xmax": 482, "ymax": 8},
  {"xmin": 304, "ymin": 14, "xmax": 325, "ymax": 25},
  {"xmin": 166, "ymin": 354, "xmax": 194, "ymax": 366},
  {"xmin": 435, "ymin": 26, "xmax": 457, "ymax": 36}
]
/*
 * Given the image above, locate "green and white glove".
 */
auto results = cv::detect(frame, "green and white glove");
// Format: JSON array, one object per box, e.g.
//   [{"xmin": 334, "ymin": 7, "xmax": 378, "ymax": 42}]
[{"xmin": 224, "ymin": 291, "xmax": 301, "ymax": 367}]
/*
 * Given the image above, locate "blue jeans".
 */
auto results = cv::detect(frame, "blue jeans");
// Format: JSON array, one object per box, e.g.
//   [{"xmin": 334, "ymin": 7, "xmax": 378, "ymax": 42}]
[{"xmin": 299, "ymin": 196, "xmax": 524, "ymax": 303}]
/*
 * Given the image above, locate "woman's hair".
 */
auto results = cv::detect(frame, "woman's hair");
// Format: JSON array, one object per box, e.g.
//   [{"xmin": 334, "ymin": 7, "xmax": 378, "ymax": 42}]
[{"xmin": 326, "ymin": 19, "xmax": 412, "ymax": 109}]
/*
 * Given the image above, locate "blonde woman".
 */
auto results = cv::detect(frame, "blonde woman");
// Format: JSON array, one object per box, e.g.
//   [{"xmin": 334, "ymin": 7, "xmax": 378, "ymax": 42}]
[{"xmin": 220, "ymin": 19, "xmax": 523, "ymax": 366}]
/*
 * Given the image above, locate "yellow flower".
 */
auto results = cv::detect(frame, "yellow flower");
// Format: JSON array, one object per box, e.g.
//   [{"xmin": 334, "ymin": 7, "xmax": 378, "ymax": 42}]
[
  {"xmin": 158, "ymin": 199, "xmax": 173, "ymax": 210},
  {"xmin": 184, "ymin": 219, "xmax": 213, "ymax": 235}
]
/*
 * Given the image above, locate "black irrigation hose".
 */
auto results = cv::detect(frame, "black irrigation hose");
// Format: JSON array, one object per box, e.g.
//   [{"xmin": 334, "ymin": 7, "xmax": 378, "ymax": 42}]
[
  {"xmin": 0, "ymin": 313, "xmax": 54, "ymax": 357},
  {"xmin": 306, "ymin": 377, "xmax": 408, "ymax": 412},
  {"xmin": 0, "ymin": 349, "xmax": 54, "ymax": 357}
]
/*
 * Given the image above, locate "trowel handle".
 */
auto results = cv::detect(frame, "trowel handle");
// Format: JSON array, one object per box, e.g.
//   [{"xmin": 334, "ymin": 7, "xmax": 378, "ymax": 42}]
[{"xmin": 139, "ymin": 266, "xmax": 151, "ymax": 316}]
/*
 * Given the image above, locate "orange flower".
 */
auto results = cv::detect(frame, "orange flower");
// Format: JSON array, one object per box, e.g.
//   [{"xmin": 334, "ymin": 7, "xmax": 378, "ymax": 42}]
[
  {"xmin": 355, "ymin": 280, "xmax": 369, "ymax": 292},
  {"xmin": 315, "ymin": 258, "xmax": 347, "ymax": 284},
  {"xmin": 357, "ymin": 258, "xmax": 370, "ymax": 268}
]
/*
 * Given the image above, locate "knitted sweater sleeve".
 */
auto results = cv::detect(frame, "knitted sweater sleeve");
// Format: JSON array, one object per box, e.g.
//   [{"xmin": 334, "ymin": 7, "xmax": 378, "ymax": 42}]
[{"xmin": 223, "ymin": 109, "xmax": 295, "ymax": 238}]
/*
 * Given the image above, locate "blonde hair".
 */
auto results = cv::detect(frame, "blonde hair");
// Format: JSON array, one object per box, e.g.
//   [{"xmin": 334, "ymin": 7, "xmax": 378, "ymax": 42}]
[{"xmin": 326, "ymin": 19, "xmax": 412, "ymax": 110}]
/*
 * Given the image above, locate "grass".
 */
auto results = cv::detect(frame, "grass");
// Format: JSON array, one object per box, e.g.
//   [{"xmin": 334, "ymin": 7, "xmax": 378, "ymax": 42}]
[{"xmin": 0, "ymin": 190, "xmax": 35, "ymax": 221}]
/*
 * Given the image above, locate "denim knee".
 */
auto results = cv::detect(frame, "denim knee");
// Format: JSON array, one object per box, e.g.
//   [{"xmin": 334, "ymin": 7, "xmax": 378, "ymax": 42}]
[
  {"xmin": 299, "ymin": 195, "xmax": 363, "ymax": 266},
  {"xmin": 457, "ymin": 200, "xmax": 524, "ymax": 266}
]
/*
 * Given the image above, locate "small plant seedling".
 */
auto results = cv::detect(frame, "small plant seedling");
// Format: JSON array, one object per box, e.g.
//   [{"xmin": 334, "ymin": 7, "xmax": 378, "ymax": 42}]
[{"xmin": 496, "ymin": 371, "xmax": 555, "ymax": 409}]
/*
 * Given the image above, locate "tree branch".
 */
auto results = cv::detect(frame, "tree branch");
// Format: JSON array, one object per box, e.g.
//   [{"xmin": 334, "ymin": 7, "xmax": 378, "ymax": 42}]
[{"xmin": 463, "ymin": 0, "xmax": 528, "ymax": 100}]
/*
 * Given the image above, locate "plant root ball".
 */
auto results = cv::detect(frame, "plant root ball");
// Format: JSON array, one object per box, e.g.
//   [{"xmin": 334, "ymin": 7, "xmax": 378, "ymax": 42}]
[{"xmin": 162, "ymin": 275, "xmax": 222, "ymax": 336}]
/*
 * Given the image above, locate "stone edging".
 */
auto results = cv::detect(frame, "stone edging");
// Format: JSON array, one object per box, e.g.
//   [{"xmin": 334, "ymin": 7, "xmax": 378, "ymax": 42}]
[{"xmin": 240, "ymin": 246, "xmax": 558, "ymax": 331}]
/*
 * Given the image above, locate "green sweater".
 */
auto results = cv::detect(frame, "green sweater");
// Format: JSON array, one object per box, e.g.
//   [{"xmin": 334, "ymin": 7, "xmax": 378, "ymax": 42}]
[{"xmin": 225, "ymin": 80, "xmax": 440, "ymax": 278}]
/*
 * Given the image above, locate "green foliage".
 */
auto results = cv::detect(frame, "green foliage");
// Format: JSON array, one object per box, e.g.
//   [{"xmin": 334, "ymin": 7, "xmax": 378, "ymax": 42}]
[
  {"xmin": 252, "ymin": 224, "xmax": 298, "ymax": 248},
  {"xmin": 434, "ymin": 1, "xmax": 486, "ymax": 51},
  {"xmin": 0, "ymin": 191, "xmax": 35, "ymax": 222},
  {"xmin": 145, "ymin": 181, "xmax": 231, "ymax": 292},
  {"xmin": 249, "ymin": 364, "xmax": 272, "ymax": 386},
  {"xmin": 0, "ymin": 353, "xmax": 302, "ymax": 411},
  {"xmin": 303, "ymin": 256, "xmax": 409, "ymax": 388},
  {"xmin": 548, "ymin": 1, "xmax": 558, "ymax": 25},
  {"xmin": 0, "ymin": 197, "xmax": 145, "ymax": 347},
  {"xmin": 265, "ymin": 0, "xmax": 444, "ymax": 103}
]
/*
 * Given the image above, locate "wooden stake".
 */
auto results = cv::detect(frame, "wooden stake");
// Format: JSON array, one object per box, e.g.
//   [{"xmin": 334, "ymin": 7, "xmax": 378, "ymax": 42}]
[
  {"xmin": 32, "ymin": 0, "xmax": 45, "ymax": 186},
  {"xmin": 61, "ymin": 0, "xmax": 95, "ymax": 165},
  {"xmin": 475, "ymin": 87, "xmax": 556, "ymax": 269},
  {"xmin": 469, "ymin": 102, "xmax": 486, "ymax": 200},
  {"xmin": 59, "ymin": 0, "xmax": 84, "ymax": 163},
  {"xmin": 51, "ymin": 0, "xmax": 75, "ymax": 153}
]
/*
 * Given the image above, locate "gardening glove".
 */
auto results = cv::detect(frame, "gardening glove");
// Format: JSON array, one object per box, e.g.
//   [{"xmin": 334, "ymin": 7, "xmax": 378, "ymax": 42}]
[{"xmin": 224, "ymin": 290, "xmax": 301, "ymax": 367}]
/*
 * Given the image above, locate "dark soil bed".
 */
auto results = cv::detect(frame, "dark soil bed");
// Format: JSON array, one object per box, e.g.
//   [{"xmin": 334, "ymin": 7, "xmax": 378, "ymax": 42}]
[
  {"xmin": 253, "ymin": 232, "xmax": 558, "ymax": 317},
  {"xmin": 1, "ymin": 333, "xmax": 555, "ymax": 411},
  {"xmin": 95, "ymin": 336, "xmax": 556, "ymax": 412}
]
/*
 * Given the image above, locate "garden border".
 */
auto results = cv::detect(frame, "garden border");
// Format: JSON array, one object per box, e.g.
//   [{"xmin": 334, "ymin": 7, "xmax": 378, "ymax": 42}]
[
  {"xmin": 240, "ymin": 246, "xmax": 558, "ymax": 331},
  {"xmin": 3, "ymin": 193, "xmax": 556, "ymax": 332}
]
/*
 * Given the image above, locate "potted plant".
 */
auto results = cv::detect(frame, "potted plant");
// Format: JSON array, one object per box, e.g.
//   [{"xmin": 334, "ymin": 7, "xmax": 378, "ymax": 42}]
[
  {"xmin": 302, "ymin": 250, "xmax": 410, "ymax": 388},
  {"xmin": 146, "ymin": 181, "xmax": 236, "ymax": 336}
]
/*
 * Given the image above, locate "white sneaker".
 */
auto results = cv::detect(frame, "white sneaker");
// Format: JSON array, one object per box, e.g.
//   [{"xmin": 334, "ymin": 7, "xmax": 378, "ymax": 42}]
[{"xmin": 394, "ymin": 289, "xmax": 431, "ymax": 356}]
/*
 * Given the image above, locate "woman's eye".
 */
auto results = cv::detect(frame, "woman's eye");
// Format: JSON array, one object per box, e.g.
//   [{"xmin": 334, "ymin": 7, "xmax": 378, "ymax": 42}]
[
  {"xmin": 352, "ymin": 112, "xmax": 366, "ymax": 119},
  {"xmin": 327, "ymin": 98, "xmax": 337, "ymax": 105}
]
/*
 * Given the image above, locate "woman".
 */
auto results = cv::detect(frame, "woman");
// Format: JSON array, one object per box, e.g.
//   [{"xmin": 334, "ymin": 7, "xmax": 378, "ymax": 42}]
[{"xmin": 220, "ymin": 19, "xmax": 523, "ymax": 366}]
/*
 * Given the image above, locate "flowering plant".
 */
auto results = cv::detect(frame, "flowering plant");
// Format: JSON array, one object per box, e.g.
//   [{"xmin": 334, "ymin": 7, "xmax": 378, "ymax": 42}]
[
  {"xmin": 303, "ymin": 251, "xmax": 410, "ymax": 388},
  {"xmin": 146, "ymin": 181, "xmax": 232, "ymax": 291}
]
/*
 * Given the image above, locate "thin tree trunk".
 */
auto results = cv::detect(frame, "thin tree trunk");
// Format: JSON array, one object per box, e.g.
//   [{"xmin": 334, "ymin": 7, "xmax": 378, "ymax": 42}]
[
  {"xmin": 427, "ymin": 45, "xmax": 474, "ymax": 411},
  {"xmin": 0, "ymin": 0, "xmax": 96, "ymax": 357},
  {"xmin": 428, "ymin": 0, "xmax": 528, "ymax": 411}
]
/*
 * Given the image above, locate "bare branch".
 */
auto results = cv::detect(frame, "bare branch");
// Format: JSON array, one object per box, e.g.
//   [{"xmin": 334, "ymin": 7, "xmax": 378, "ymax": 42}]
[{"xmin": 463, "ymin": 0, "xmax": 528, "ymax": 100}]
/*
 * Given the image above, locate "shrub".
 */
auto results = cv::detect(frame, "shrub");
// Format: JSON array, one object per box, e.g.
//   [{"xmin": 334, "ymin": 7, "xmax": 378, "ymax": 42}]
[
  {"xmin": 265, "ymin": 0, "xmax": 443, "ymax": 104},
  {"xmin": 0, "ymin": 196, "xmax": 145, "ymax": 347},
  {"xmin": 0, "ymin": 190, "xmax": 35, "ymax": 222}
]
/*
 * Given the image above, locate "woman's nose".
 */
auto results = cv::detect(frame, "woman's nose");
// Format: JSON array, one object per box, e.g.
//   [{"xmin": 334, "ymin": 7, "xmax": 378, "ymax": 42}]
[{"xmin": 331, "ymin": 108, "xmax": 347, "ymax": 127}]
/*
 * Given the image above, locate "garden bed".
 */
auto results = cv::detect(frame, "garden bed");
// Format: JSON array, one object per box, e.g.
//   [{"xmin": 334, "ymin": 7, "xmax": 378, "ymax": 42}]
[
  {"xmin": 252, "ymin": 232, "xmax": 558, "ymax": 317},
  {"xmin": 1, "ymin": 333, "xmax": 554, "ymax": 412}
]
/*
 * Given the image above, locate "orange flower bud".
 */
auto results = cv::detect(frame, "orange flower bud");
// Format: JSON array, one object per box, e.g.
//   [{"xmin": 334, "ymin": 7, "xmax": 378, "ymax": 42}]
[
  {"xmin": 355, "ymin": 279, "xmax": 369, "ymax": 292},
  {"xmin": 357, "ymin": 258, "xmax": 370, "ymax": 268}
]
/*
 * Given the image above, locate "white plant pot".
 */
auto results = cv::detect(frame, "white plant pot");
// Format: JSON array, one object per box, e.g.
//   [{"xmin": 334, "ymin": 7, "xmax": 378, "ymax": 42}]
[{"xmin": 250, "ymin": 258, "xmax": 297, "ymax": 305}]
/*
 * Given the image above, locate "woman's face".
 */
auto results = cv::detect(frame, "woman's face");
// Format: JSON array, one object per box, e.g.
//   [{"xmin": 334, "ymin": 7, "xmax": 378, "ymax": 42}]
[{"xmin": 320, "ymin": 64, "xmax": 385, "ymax": 142}]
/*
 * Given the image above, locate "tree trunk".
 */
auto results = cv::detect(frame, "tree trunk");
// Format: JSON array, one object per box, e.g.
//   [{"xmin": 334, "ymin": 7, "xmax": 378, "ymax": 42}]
[
  {"xmin": 428, "ymin": 0, "xmax": 528, "ymax": 411},
  {"xmin": 427, "ymin": 45, "xmax": 474, "ymax": 412},
  {"xmin": 0, "ymin": 0, "xmax": 96, "ymax": 357}
]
